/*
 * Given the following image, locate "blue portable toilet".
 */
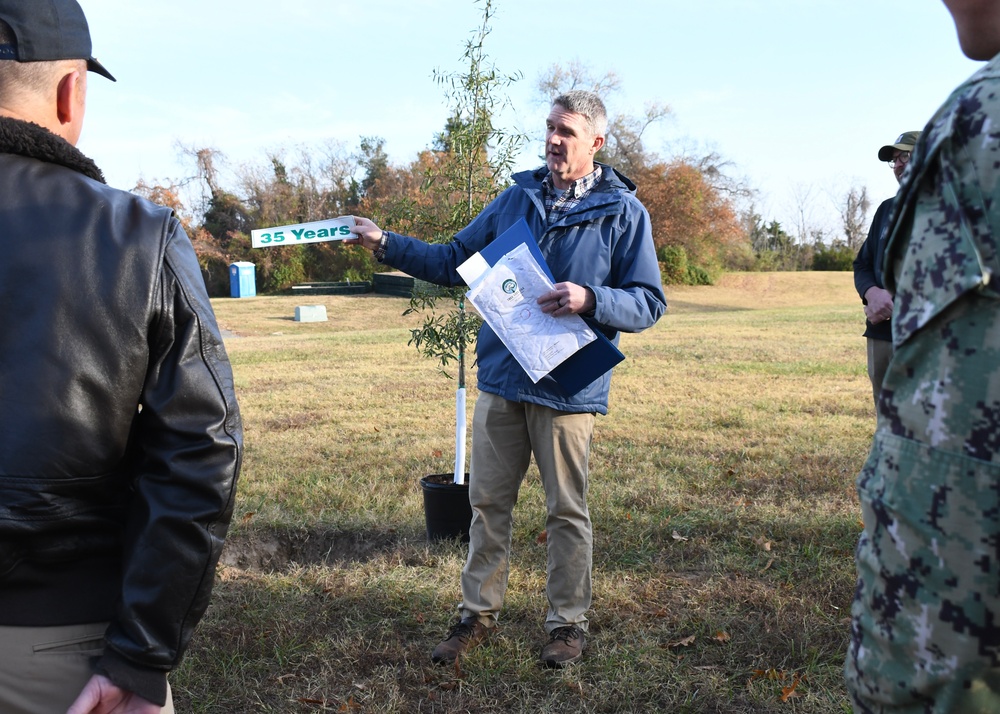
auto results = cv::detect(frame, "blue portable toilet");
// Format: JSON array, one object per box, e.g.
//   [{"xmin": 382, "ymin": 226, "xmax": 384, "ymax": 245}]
[{"xmin": 229, "ymin": 262, "xmax": 256, "ymax": 298}]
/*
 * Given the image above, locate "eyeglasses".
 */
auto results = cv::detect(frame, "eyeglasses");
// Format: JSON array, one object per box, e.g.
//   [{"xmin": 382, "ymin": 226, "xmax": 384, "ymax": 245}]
[{"xmin": 888, "ymin": 152, "xmax": 911, "ymax": 168}]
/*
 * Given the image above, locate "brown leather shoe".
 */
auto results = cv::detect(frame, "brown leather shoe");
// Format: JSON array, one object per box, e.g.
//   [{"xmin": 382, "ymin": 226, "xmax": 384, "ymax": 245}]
[
  {"xmin": 431, "ymin": 617, "xmax": 489, "ymax": 664},
  {"xmin": 540, "ymin": 625, "xmax": 586, "ymax": 667}
]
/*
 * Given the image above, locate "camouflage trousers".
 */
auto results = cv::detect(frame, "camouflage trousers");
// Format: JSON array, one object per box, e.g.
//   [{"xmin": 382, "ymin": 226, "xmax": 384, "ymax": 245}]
[{"xmin": 845, "ymin": 291, "xmax": 1000, "ymax": 713}]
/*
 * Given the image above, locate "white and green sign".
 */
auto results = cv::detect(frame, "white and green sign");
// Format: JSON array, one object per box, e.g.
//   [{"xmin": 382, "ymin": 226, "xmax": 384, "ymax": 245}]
[{"xmin": 251, "ymin": 216, "xmax": 354, "ymax": 248}]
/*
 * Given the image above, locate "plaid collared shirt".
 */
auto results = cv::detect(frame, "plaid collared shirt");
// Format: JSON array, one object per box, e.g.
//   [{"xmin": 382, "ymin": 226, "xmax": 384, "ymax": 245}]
[{"xmin": 542, "ymin": 165, "xmax": 603, "ymax": 223}]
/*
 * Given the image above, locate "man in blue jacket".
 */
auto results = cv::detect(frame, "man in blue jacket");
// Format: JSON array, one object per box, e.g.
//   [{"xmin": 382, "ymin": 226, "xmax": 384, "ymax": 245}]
[{"xmin": 349, "ymin": 90, "xmax": 666, "ymax": 667}]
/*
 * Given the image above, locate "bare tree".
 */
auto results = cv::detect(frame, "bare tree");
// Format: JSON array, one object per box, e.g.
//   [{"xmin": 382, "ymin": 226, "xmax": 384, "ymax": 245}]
[
  {"xmin": 533, "ymin": 61, "xmax": 671, "ymax": 177},
  {"xmin": 789, "ymin": 182, "xmax": 821, "ymax": 245},
  {"xmin": 601, "ymin": 101, "xmax": 671, "ymax": 177},
  {"xmin": 535, "ymin": 59, "xmax": 621, "ymax": 103},
  {"xmin": 839, "ymin": 184, "xmax": 871, "ymax": 251},
  {"xmin": 172, "ymin": 144, "xmax": 229, "ymax": 221}
]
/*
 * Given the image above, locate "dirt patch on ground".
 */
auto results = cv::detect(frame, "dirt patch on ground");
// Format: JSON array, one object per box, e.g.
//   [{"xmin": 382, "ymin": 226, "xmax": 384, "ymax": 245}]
[{"xmin": 220, "ymin": 525, "xmax": 407, "ymax": 571}]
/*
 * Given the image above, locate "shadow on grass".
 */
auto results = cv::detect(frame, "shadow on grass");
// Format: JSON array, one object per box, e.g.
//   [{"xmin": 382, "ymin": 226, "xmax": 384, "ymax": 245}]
[
  {"xmin": 181, "ymin": 518, "xmax": 857, "ymax": 713},
  {"xmin": 220, "ymin": 525, "xmax": 409, "ymax": 571}
]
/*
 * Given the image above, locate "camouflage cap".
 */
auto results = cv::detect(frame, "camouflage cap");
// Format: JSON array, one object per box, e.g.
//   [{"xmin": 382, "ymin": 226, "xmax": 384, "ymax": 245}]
[{"xmin": 878, "ymin": 131, "xmax": 922, "ymax": 162}]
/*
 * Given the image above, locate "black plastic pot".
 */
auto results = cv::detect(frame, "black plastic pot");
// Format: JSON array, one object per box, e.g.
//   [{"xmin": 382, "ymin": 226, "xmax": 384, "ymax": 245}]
[{"xmin": 420, "ymin": 474, "xmax": 472, "ymax": 542}]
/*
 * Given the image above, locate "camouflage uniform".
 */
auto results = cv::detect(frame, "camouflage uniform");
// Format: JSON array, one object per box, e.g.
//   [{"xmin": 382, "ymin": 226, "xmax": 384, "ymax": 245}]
[{"xmin": 845, "ymin": 54, "xmax": 1000, "ymax": 713}]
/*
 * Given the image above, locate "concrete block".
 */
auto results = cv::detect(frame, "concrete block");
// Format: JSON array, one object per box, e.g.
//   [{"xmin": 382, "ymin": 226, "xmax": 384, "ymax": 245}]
[{"xmin": 294, "ymin": 305, "xmax": 328, "ymax": 322}]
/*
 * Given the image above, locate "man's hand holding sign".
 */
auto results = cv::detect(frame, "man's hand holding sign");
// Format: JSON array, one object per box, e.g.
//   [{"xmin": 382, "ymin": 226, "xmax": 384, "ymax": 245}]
[{"xmin": 251, "ymin": 216, "xmax": 355, "ymax": 248}]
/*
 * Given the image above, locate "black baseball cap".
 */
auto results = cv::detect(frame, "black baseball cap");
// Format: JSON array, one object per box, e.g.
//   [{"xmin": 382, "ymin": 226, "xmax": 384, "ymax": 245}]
[{"xmin": 0, "ymin": 0, "xmax": 115, "ymax": 81}]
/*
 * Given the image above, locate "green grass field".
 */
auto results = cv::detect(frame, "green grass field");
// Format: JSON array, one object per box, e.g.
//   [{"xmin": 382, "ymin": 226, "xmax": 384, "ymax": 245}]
[{"xmin": 175, "ymin": 271, "xmax": 870, "ymax": 713}]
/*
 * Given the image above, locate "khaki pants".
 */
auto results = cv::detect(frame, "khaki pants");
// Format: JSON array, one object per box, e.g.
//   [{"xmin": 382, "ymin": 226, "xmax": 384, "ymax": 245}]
[
  {"xmin": 0, "ymin": 623, "xmax": 174, "ymax": 714},
  {"xmin": 460, "ymin": 392, "xmax": 595, "ymax": 634},
  {"xmin": 866, "ymin": 337, "xmax": 893, "ymax": 408}
]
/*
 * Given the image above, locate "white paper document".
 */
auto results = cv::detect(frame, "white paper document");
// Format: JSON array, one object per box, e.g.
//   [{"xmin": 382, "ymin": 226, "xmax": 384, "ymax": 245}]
[{"xmin": 464, "ymin": 243, "xmax": 597, "ymax": 383}]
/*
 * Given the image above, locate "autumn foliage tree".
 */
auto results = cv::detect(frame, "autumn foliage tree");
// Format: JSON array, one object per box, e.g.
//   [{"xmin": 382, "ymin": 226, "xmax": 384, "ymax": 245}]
[
  {"xmin": 632, "ymin": 160, "xmax": 746, "ymax": 283},
  {"xmin": 536, "ymin": 61, "xmax": 749, "ymax": 284}
]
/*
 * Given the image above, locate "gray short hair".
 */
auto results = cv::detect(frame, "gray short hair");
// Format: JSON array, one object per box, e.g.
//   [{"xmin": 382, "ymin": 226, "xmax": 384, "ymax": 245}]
[
  {"xmin": 552, "ymin": 90, "xmax": 608, "ymax": 138},
  {"xmin": 0, "ymin": 20, "xmax": 75, "ymax": 98}
]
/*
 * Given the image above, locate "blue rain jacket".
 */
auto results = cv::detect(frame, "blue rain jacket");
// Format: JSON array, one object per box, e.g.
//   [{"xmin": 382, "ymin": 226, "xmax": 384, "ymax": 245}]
[{"xmin": 383, "ymin": 164, "xmax": 666, "ymax": 415}]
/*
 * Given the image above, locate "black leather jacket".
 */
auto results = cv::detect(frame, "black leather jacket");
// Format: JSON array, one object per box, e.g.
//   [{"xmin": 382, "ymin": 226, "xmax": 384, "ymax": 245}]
[{"xmin": 0, "ymin": 117, "xmax": 243, "ymax": 705}]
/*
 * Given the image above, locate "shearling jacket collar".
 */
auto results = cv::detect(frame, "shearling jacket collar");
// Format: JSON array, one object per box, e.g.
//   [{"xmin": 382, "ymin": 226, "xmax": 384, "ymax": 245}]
[{"xmin": 0, "ymin": 115, "xmax": 105, "ymax": 184}]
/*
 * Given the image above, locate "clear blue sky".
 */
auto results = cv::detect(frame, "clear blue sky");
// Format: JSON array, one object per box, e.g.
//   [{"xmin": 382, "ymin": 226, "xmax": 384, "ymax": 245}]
[{"xmin": 79, "ymin": 0, "xmax": 980, "ymax": 237}]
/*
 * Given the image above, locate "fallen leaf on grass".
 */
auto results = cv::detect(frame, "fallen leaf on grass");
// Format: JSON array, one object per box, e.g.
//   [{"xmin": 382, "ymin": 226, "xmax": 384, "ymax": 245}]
[
  {"xmin": 781, "ymin": 685, "xmax": 802, "ymax": 702},
  {"xmin": 241, "ymin": 512, "xmax": 255, "ymax": 524},
  {"xmin": 668, "ymin": 635, "xmax": 696, "ymax": 648},
  {"xmin": 760, "ymin": 557, "xmax": 774, "ymax": 572},
  {"xmin": 751, "ymin": 668, "xmax": 785, "ymax": 681},
  {"xmin": 780, "ymin": 673, "xmax": 805, "ymax": 702},
  {"xmin": 753, "ymin": 537, "xmax": 772, "ymax": 552},
  {"xmin": 749, "ymin": 668, "xmax": 807, "ymax": 701},
  {"xmin": 712, "ymin": 631, "xmax": 730, "ymax": 643},
  {"xmin": 432, "ymin": 449, "xmax": 442, "ymax": 458},
  {"xmin": 671, "ymin": 530, "xmax": 688, "ymax": 542},
  {"xmin": 536, "ymin": 530, "xmax": 548, "ymax": 545},
  {"xmin": 338, "ymin": 697, "xmax": 362, "ymax": 712}
]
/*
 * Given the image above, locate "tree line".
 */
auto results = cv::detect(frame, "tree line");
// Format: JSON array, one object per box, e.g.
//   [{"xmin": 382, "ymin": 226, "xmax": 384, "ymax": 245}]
[{"xmin": 135, "ymin": 64, "xmax": 868, "ymax": 297}]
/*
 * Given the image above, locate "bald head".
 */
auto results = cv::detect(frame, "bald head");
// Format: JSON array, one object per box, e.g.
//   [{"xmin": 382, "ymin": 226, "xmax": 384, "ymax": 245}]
[
  {"xmin": 0, "ymin": 19, "xmax": 87, "ymax": 144},
  {"xmin": 0, "ymin": 21, "xmax": 62, "ymax": 97}
]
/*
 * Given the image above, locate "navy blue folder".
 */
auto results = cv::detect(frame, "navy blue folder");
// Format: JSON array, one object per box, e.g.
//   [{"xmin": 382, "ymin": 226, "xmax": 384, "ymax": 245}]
[{"xmin": 477, "ymin": 218, "xmax": 625, "ymax": 396}]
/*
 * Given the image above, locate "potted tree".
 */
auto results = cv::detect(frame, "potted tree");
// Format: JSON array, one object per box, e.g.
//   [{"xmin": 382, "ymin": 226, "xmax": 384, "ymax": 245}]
[
  {"xmin": 410, "ymin": 290, "xmax": 479, "ymax": 541},
  {"xmin": 402, "ymin": 0, "xmax": 524, "ymax": 541}
]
